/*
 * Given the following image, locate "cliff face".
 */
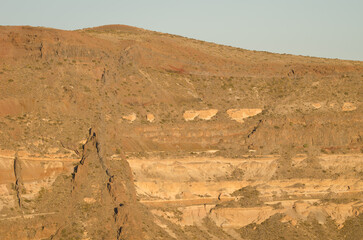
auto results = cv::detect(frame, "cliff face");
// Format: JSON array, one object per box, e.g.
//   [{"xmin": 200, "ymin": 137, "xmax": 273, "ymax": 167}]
[
  {"xmin": 66, "ymin": 128, "xmax": 143, "ymax": 240},
  {"xmin": 0, "ymin": 25, "xmax": 362, "ymax": 239}
]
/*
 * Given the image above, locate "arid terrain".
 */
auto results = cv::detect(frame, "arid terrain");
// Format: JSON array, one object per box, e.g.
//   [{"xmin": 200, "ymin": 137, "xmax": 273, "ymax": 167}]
[{"xmin": 0, "ymin": 24, "xmax": 362, "ymax": 239}]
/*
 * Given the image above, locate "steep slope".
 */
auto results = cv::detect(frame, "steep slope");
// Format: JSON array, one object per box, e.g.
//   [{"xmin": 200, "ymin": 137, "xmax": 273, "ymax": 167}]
[{"xmin": 0, "ymin": 25, "xmax": 362, "ymax": 239}]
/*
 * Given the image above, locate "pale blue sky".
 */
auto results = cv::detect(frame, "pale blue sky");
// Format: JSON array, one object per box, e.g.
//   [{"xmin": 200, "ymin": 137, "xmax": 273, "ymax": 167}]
[{"xmin": 1, "ymin": 0, "xmax": 362, "ymax": 61}]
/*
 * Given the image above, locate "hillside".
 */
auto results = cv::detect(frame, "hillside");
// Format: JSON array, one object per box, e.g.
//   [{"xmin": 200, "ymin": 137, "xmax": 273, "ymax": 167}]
[{"xmin": 0, "ymin": 25, "xmax": 362, "ymax": 239}]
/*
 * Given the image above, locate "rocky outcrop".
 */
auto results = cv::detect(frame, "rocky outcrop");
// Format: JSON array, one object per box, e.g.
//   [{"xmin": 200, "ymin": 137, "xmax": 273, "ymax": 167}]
[
  {"xmin": 227, "ymin": 108, "xmax": 262, "ymax": 123},
  {"xmin": 312, "ymin": 103, "xmax": 322, "ymax": 109},
  {"xmin": 342, "ymin": 102, "xmax": 357, "ymax": 112},
  {"xmin": 183, "ymin": 111, "xmax": 199, "ymax": 121},
  {"xmin": 183, "ymin": 109, "xmax": 218, "ymax": 121},
  {"xmin": 125, "ymin": 154, "xmax": 363, "ymax": 237},
  {"xmin": 13, "ymin": 153, "xmax": 23, "ymax": 209},
  {"xmin": 146, "ymin": 113, "xmax": 155, "ymax": 123},
  {"xmin": 122, "ymin": 113, "xmax": 137, "ymax": 123},
  {"xmin": 69, "ymin": 129, "xmax": 143, "ymax": 240},
  {"xmin": 0, "ymin": 150, "xmax": 76, "ymax": 212}
]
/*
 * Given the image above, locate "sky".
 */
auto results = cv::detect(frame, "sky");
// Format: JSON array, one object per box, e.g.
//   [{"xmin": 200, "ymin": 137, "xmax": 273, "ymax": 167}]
[{"xmin": 1, "ymin": 0, "xmax": 362, "ymax": 61}]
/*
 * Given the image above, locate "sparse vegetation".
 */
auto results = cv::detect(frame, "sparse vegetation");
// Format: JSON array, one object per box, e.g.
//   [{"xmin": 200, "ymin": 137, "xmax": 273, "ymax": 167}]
[{"xmin": 0, "ymin": 24, "xmax": 361, "ymax": 240}]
